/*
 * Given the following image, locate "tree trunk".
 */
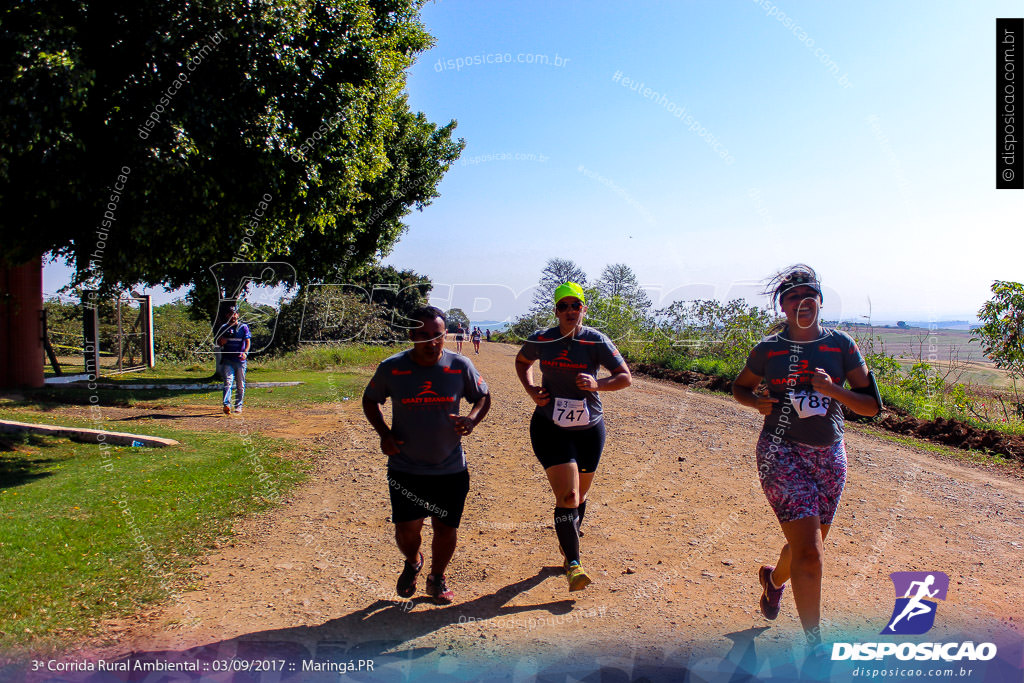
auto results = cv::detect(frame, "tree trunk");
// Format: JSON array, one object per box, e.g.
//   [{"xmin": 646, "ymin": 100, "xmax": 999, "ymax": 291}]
[{"xmin": 0, "ymin": 257, "xmax": 45, "ymax": 389}]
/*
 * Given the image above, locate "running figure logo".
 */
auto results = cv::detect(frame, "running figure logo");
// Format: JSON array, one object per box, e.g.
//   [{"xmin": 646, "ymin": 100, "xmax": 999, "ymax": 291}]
[
  {"xmin": 882, "ymin": 571, "xmax": 949, "ymax": 635},
  {"xmin": 416, "ymin": 381, "xmax": 440, "ymax": 397}
]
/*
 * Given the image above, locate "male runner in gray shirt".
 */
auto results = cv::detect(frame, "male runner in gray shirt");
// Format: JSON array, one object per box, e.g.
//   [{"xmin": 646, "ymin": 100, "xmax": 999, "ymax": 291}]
[{"xmin": 362, "ymin": 306, "xmax": 491, "ymax": 604}]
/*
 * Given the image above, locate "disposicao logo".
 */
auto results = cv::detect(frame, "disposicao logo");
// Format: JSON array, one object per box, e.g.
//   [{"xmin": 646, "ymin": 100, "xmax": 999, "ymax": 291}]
[
  {"xmin": 832, "ymin": 571, "xmax": 997, "ymax": 662},
  {"xmin": 884, "ymin": 571, "xmax": 948, "ymax": 635}
]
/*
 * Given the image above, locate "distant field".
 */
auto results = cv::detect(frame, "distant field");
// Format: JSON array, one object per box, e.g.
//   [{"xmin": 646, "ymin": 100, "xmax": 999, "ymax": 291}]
[
  {"xmin": 840, "ymin": 326, "xmax": 983, "ymax": 362},
  {"xmin": 838, "ymin": 326, "xmax": 1010, "ymax": 388}
]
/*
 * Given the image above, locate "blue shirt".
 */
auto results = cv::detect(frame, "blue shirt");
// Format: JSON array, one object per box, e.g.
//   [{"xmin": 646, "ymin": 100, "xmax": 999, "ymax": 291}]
[{"xmin": 219, "ymin": 323, "xmax": 251, "ymax": 362}]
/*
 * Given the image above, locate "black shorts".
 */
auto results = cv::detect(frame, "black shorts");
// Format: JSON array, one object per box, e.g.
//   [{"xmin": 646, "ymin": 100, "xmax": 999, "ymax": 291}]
[
  {"xmin": 529, "ymin": 411, "xmax": 606, "ymax": 473},
  {"xmin": 386, "ymin": 468, "xmax": 470, "ymax": 528}
]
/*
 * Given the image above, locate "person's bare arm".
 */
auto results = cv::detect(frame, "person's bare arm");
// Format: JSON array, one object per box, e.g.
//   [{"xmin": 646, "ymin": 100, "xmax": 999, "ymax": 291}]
[
  {"xmin": 575, "ymin": 363, "xmax": 632, "ymax": 391},
  {"xmin": 449, "ymin": 393, "xmax": 492, "ymax": 436},
  {"xmin": 732, "ymin": 367, "xmax": 777, "ymax": 415},
  {"xmin": 811, "ymin": 364, "xmax": 879, "ymax": 416},
  {"xmin": 361, "ymin": 394, "xmax": 402, "ymax": 455},
  {"xmin": 515, "ymin": 352, "xmax": 550, "ymax": 406}
]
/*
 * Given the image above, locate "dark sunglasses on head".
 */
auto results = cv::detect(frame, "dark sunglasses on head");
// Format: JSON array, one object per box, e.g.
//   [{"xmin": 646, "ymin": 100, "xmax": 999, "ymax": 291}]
[{"xmin": 556, "ymin": 301, "xmax": 583, "ymax": 312}]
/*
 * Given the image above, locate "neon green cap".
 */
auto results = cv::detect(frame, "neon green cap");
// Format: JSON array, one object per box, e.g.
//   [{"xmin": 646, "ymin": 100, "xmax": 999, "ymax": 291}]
[{"xmin": 553, "ymin": 282, "xmax": 585, "ymax": 304}]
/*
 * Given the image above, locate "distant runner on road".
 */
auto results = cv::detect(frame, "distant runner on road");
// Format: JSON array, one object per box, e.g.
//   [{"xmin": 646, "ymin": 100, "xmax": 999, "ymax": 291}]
[
  {"xmin": 471, "ymin": 327, "xmax": 482, "ymax": 354},
  {"xmin": 731, "ymin": 265, "xmax": 881, "ymax": 650},
  {"xmin": 454, "ymin": 323, "xmax": 466, "ymax": 354},
  {"xmin": 515, "ymin": 282, "xmax": 632, "ymax": 592},
  {"xmin": 362, "ymin": 306, "xmax": 491, "ymax": 604}
]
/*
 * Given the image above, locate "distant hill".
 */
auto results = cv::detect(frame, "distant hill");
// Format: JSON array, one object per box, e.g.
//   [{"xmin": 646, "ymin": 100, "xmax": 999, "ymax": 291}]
[
  {"xmin": 469, "ymin": 320, "xmax": 510, "ymax": 332},
  {"xmin": 831, "ymin": 320, "xmax": 978, "ymax": 331},
  {"xmin": 903, "ymin": 320, "xmax": 977, "ymax": 330}
]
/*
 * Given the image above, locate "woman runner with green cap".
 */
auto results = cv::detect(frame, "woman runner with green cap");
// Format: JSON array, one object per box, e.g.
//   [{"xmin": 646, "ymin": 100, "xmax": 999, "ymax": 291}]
[{"xmin": 515, "ymin": 282, "xmax": 632, "ymax": 591}]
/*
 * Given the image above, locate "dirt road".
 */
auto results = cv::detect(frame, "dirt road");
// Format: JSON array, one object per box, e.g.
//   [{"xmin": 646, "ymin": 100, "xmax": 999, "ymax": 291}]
[{"xmin": 63, "ymin": 342, "xmax": 1024, "ymax": 679}]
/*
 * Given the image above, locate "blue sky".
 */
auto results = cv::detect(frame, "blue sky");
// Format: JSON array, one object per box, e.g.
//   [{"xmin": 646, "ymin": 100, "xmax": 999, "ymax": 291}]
[
  {"xmin": 43, "ymin": 1, "xmax": 1024, "ymax": 324},
  {"xmin": 390, "ymin": 0, "xmax": 1023, "ymax": 323}
]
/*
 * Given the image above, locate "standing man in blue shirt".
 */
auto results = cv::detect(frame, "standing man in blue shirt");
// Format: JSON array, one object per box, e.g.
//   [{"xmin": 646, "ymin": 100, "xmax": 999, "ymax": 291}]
[{"xmin": 217, "ymin": 306, "xmax": 251, "ymax": 414}]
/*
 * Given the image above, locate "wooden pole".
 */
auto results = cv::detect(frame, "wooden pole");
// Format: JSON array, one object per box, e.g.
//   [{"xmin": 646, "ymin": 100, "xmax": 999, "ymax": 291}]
[
  {"xmin": 116, "ymin": 296, "xmax": 123, "ymax": 372},
  {"xmin": 83, "ymin": 291, "xmax": 100, "ymax": 380},
  {"xmin": 142, "ymin": 295, "xmax": 155, "ymax": 368},
  {"xmin": 41, "ymin": 308, "xmax": 62, "ymax": 375}
]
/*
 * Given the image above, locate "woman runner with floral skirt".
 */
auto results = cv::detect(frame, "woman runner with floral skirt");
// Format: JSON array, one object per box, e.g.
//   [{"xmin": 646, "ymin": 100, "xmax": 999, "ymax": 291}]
[{"xmin": 732, "ymin": 265, "xmax": 880, "ymax": 650}]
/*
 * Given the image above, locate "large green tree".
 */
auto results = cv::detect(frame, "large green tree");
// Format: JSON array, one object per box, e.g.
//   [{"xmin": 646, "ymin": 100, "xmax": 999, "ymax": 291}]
[
  {"xmin": 271, "ymin": 263, "xmax": 432, "ymax": 351},
  {"xmin": 972, "ymin": 280, "xmax": 1024, "ymax": 412},
  {"xmin": 1, "ymin": 0, "xmax": 462, "ymax": 298},
  {"xmin": 445, "ymin": 308, "xmax": 470, "ymax": 331}
]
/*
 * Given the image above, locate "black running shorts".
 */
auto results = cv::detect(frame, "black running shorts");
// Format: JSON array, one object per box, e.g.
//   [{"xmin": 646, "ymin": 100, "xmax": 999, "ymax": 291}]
[
  {"xmin": 529, "ymin": 411, "xmax": 606, "ymax": 473},
  {"xmin": 386, "ymin": 468, "xmax": 470, "ymax": 528}
]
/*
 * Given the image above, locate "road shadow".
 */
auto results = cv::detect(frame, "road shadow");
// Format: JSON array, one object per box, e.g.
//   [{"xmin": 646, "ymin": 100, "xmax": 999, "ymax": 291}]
[
  {"xmin": 96, "ymin": 569, "xmax": 575, "ymax": 680},
  {"xmin": 7, "ymin": 385, "xmax": 220, "ymax": 411},
  {"xmin": 722, "ymin": 626, "xmax": 771, "ymax": 682},
  {"xmin": 0, "ymin": 434, "xmax": 66, "ymax": 488},
  {"xmin": 0, "ymin": 452, "xmax": 60, "ymax": 489},
  {"xmin": 693, "ymin": 625, "xmax": 802, "ymax": 682},
  {"xmin": 109, "ymin": 413, "xmax": 213, "ymax": 421}
]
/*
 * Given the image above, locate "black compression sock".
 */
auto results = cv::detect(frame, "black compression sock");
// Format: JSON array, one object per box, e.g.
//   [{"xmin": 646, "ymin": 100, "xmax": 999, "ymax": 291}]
[
  {"xmin": 554, "ymin": 506, "xmax": 580, "ymax": 564},
  {"xmin": 576, "ymin": 500, "xmax": 587, "ymax": 534}
]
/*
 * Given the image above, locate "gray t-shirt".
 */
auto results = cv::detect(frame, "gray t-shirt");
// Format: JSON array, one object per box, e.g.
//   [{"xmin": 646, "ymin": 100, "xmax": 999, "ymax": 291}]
[
  {"xmin": 520, "ymin": 326, "xmax": 626, "ymax": 430},
  {"xmin": 745, "ymin": 327, "xmax": 866, "ymax": 447},
  {"xmin": 363, "ymin": 349, "xmax": 489, "ymax": 474}
]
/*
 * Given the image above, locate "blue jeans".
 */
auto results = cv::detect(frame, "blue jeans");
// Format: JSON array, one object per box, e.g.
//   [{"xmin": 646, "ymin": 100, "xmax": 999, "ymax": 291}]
[{"xmin": 222, "ymin": 359, "xmax": 246, "ymax": 409}]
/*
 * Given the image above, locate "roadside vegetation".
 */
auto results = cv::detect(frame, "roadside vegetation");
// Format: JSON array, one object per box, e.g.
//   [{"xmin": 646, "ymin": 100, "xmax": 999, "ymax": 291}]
[
  {"xmin": 496, "ymin": 262, "xmax": 1024, "ymax": 441},
  {"xmin": 1, "ymin": 344, "xmax": 396, "ymax": 655}
]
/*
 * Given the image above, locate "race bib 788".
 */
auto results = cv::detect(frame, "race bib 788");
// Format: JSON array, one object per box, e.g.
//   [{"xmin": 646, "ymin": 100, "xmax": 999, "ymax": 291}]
[{"xmin": 789, "ymin": 389, "xmax": 831, "ymax": 419}]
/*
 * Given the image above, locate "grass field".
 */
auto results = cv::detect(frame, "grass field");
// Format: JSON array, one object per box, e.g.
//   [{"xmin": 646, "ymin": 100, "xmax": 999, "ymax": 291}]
[
  {"xmin": 1, "ymin": 344, "xmax": 403, "ymax": 656},
  {"xmin": 0, "ymin": 423, "xmax": 306, "ymax": 656},
  {"xmin": 846, "ymin": 326, "xmax": 983, "ymax": 362}
]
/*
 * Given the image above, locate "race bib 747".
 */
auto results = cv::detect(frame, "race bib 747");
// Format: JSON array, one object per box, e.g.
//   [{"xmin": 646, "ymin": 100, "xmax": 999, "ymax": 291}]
[{"xmin": 553, "ymin": 397, "xmax": 589, "ymax": 427}]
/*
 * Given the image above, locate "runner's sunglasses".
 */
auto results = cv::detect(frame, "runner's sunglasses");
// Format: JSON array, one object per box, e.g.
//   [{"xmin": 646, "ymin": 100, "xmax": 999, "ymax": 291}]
[{"xmin": 556, "ymin": 301, "xmax": 583, "ymax": 312}]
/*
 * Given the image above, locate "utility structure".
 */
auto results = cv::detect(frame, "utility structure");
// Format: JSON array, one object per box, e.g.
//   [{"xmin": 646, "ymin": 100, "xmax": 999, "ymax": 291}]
[{"xmin": 81, "ymin": 291, "xmax": 155, "ymax": 378}]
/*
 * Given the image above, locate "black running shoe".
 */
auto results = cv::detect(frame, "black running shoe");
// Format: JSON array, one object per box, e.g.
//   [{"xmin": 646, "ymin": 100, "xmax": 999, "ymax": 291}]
[
  {"xmin": 759, "ymin": 565, "xmax": 785, "ymax": 620},
  {"xmin": 396, "ymin": 552, "xmax": 423, "ymax": 598}
]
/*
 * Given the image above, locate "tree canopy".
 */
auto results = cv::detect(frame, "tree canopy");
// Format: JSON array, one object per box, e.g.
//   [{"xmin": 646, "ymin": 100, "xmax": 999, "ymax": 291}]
[
  {"xmin": 1, "ymin": 0, "xmax": 463, "ymax": 299},
  {"xmin": 972, "ymin": 280, "xmax": 1024, "ymax": 377},
  {"xmin": 595, "ymin": 262, "xmax": 652, "ymax": 312},
  {"xmin": 446, "ymin": 308, "xmax": 470, "ymax": 331},
  {"xmin": 529, "ymin": 258, "xmax": 588, "ymax": 313}
]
